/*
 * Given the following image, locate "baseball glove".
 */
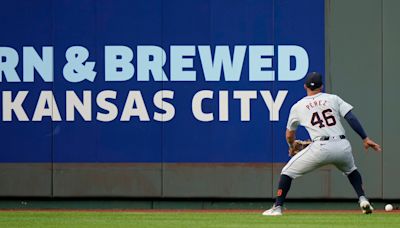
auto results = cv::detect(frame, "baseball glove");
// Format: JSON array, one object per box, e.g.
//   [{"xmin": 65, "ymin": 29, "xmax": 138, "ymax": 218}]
[{"xmin": 289, "ymin": 140, "xmax": 312, "ymax": 157}]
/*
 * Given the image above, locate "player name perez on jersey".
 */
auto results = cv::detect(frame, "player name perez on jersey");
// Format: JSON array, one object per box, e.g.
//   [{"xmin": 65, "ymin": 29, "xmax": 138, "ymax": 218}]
[{"xmin": 305, "ymin": 99, "xmax": 328, "ymax": 110}]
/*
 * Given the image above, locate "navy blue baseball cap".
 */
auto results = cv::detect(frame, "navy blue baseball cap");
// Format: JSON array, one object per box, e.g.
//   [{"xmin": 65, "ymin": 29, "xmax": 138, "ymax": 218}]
[{"xmin": 305, "ymin": 72, "xmax": 323, "ymax": 90}]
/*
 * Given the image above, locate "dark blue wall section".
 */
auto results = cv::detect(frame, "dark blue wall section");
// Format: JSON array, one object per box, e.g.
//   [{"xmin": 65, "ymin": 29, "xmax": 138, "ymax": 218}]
[
  {"xmin": 162, "ymin": 0, "xmax": 274, "ymax": 162},
  {"xmin": 0, "ymin": 0, "xmax": 324, "ymax": 163},
  {"xmin": 0, "ymin": 0, "xmax": 53, "ymax": 162},
  {"xmin": 52, "ymin": 0, "xmax": 163, "ymax": 162}
]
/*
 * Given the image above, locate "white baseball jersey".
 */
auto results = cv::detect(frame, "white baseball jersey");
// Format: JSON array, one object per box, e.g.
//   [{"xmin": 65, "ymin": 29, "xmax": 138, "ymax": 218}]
[
  {"xmin": 287, "ymin": 93, "xmax": 353, "ymax": 140},
  {"xmin": 281, "ymin": 92, "xmax": 357, "ymax": 179}
]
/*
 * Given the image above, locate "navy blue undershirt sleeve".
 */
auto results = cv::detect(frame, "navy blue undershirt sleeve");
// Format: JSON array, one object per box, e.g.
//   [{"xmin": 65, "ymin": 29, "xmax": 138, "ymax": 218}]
[{"xmin": 344, "ymin": 111, "xmax": 368, "ymax": 140}]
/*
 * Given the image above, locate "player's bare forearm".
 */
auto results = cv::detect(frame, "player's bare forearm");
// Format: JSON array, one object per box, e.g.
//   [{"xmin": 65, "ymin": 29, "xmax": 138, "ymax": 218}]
[
  {"xmin": 362, "ymin": 137, "xmax": 382, "ymax": 152},
  {"xmin": 286, "ymin": 129, "xmax": 297, "ymax": 156},
  {"xmin": 286, "ymin": 129, "xmax": 296, "ymax": 148}
]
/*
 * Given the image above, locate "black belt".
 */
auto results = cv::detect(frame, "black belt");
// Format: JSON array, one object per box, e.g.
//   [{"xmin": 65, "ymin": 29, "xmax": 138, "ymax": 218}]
[{"xmin": 316, "ymin": 135, "xmax": 346, "ymax": 141}]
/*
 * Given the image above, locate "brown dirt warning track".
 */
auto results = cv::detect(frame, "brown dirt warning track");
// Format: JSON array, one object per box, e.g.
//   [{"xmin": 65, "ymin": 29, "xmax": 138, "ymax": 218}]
[{"xmin": 0, "ymin": 209, "xmax": 399, "ymax": 214}]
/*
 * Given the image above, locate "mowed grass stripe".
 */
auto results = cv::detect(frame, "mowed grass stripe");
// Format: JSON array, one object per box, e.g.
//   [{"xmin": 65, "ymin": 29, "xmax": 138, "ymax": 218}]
[{"xmin": 0, "ymin": 211, "xmax": 399, "ymax": 228}]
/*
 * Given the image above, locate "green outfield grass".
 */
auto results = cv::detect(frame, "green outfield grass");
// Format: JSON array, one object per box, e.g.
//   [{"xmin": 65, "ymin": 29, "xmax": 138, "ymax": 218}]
[{"xmin": 0, "ymin": 211, "xmax": 399, "ymax": 228}]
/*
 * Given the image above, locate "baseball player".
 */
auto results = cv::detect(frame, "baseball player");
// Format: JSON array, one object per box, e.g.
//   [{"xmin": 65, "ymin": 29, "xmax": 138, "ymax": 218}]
[{"xmin": 262, "ymin": 72, "xmax": 382, "ymax": 216}]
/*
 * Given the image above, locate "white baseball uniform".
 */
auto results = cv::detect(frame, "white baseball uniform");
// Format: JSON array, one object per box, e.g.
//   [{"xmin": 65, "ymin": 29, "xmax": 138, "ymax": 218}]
[{"xmin": 281, "ymin": 92, "xmax": 357, "ymax": 179}]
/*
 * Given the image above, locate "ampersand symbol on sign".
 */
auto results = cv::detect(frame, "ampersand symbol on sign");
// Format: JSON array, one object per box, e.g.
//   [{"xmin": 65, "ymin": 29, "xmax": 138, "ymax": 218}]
[{"xmin": 63, "ymin": 46, "xmax": 97, "ymax": 82}]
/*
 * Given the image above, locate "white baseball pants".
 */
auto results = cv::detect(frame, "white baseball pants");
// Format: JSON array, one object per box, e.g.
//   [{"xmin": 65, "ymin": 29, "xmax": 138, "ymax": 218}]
[{"xmin": 281, "ymin": 138, "xmax": 357, "ymax": 179}]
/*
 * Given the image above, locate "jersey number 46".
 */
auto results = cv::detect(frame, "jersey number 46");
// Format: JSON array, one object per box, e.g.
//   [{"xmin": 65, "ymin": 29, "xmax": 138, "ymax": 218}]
[{"xmin": 311, "ymin": 109, "xmax": 336, "ymax": 128}]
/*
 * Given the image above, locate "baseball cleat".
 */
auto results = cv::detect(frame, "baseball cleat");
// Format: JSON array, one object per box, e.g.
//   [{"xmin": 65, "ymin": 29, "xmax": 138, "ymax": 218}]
[
  {"xmin": 359, "ymin": 197, "xmax": 373, "ymax": 214},
  {"xmin": 262, "ymin": 205, "xmax": 282, "ymax": 216}
]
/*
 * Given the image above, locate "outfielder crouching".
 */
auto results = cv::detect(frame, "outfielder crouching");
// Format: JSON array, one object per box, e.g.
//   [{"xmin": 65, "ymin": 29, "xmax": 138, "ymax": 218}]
[{"xmin": 262, "ymin": 72, "xmax": 382, "ymax": 216}]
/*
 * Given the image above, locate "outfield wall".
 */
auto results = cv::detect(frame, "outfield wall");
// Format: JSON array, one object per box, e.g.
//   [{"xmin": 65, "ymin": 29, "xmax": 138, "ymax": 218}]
[{"xmin": 0, "ymin": 0, "xmax": 398, "ymax": 199}]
